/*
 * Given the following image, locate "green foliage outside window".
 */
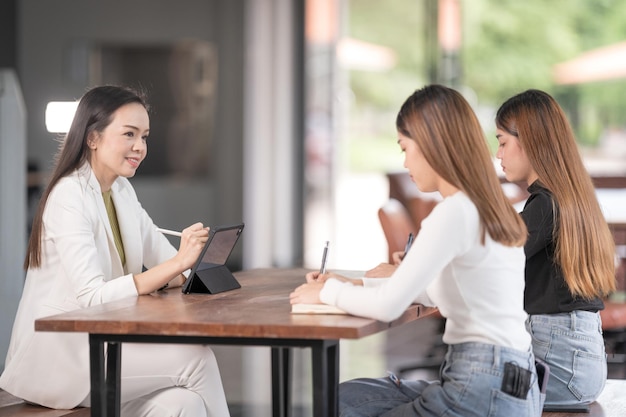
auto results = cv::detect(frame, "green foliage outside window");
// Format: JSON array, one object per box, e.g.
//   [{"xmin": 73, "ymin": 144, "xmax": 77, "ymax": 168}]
[{"xmin": 344, "ymin": 0, "xmax": 626, "ymax": 172}]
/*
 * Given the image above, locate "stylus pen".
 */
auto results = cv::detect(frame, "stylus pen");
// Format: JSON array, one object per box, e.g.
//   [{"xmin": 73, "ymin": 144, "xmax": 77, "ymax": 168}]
[
  {"xmin": 156, "ymin": 227, "xmax": 182, "ymax": 237},
  {"xmin": 319, "ymin": 241, "xmax": 330, "ymax": 274},
  {"xmin": 403, "ymin": 233, "xmax": 414, "ymax": 258}
]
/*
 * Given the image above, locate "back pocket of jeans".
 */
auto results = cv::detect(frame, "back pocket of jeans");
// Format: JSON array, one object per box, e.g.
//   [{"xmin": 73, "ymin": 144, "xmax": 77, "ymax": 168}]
[
  {"xmin": 488, "ymin": 388, "xmax": 534, "ymax": 417},
  {"xmin": 568, "ymin": 350, "xmax": 606, "ymax": 402}
]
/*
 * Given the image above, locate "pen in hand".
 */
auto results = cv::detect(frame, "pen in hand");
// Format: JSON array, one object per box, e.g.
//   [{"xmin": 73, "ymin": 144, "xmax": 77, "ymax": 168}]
[
  {"xmin": 320, "ymin": 241, "xmax": 330, "ymax": 274},
  {"xmin": 403, "ymin": 233, "xmax": 414, "ymax": 259},
  {"xmin": 156, "ymin": 227, "xmax": 183, "ymax": 237}
]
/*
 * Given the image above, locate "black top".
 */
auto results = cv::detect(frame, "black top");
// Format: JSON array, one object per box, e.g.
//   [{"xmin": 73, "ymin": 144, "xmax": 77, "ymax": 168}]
[{"xmin": 521, "ymin": 182, "xmax": 604, "ymax": 314}]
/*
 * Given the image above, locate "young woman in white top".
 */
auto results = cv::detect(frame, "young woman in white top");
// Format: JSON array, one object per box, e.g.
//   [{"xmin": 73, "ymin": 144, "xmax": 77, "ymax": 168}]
[
  {"xmin": 0, "ymin": 86, "xmax": 230, "ymax": 416},
  {"xmin": 290, "ymin": 84, "xmax": 543, "ymax": 417}
]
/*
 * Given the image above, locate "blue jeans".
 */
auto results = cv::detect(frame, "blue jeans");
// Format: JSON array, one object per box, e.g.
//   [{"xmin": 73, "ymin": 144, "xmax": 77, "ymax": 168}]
[
  {"xmin": 526, "ymin": 311, "xmax": 606, "ymax": 407},
  {"xmin": 339, "ymin": 342, "xmax": 542, "ymax": 417}
]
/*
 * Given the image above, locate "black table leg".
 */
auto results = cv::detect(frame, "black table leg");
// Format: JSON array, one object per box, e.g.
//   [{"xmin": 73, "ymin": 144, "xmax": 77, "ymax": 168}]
[
  {"xmin": 271, "ymin": 347, "xmax": 291, "ymax": 417},
  {"xmin": 311, "ymin": 340, "xmax": 339, "ymax": 417},
  {"xmin": 89, "ymin": 334, "xmax": 107, "ymax": 417},
  {"xmin": 89, "ymin": 335, "xmax": 121, "ymax": 417},
  {"xmin": 106, "ymin": 342, "xmax": 121, "ymax": 417}
]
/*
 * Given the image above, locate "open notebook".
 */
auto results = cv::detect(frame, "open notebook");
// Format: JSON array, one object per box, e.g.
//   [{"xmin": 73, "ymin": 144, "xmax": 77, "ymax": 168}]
[{"xmin": 291, "ymin": 303, "xmax": 347, "ymax": 315}]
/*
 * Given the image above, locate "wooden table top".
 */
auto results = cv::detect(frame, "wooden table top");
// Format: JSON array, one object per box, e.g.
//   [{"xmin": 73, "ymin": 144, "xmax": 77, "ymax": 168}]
[{"xmin": 35, "ymin": 268, "xmax": 435, "ymax": 340}]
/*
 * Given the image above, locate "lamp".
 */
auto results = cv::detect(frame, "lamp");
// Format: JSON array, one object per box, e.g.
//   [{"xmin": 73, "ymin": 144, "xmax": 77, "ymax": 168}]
[{"xmin": 45, "ymin": 101, "xmax": 78, "ymax": 133}]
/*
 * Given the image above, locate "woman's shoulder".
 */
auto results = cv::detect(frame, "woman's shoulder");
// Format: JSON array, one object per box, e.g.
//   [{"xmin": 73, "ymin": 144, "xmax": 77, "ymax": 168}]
[
  {"xmin": 439, "ymin": 192, "xmax": 478, "ymax": 216},
  {"xmin": 524, "ymin": 184, "xmax": 554, "ymax": 212},
  {"xmin": 43, "ymin": 172, "xmax": 96, "ymax": 221},
  {"xmin": 527, "ymin": 182, "xmax": 553, "ymax": 201},
  {"xmin": 426, "ymin": 192, "xmax": 480, "ymax": 230},
  {"xmin": 51, "ymin": 170, "xmax": 92, "ymax": 198}
]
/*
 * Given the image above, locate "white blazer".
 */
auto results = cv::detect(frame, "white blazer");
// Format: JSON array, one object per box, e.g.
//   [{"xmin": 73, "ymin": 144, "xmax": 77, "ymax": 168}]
[{"xmin": 0, "ymin": 164, "xmax": 178, "ymax": 408}]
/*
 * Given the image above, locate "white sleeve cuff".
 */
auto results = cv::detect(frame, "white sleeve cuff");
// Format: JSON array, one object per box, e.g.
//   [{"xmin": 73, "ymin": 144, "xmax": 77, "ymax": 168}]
[
  {"xmin": 98, "ymin": 274, "xmax": 138, "ymax": 304},
  {"xmin": 361, "ymin": 277, "xmax": 386, "ymax": 288},
  {"xmin": 320, "ymin": 278, "xmax": 348, "ymax": 306}
]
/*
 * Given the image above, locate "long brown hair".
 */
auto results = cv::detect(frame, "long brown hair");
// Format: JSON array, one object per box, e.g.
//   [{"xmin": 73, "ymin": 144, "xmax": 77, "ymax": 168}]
[
  {"xmin": 25, "ymin": 85, "xmax": 148, "ymax": 269},
  {"xmin": 396, "ymin": 84, "xmax": 527, "ymax": 247},
  {"xmin": 496, "ymin": 89, "xmax": 615, "ymax": 298}
]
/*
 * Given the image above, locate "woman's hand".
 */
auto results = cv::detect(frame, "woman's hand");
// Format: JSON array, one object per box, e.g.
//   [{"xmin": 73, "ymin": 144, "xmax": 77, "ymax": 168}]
[
  {"xmin": 364, "ymin": 263, "xmax": 397, "ymax": 278},
  {"xmin": 305, "ymin": 270, "xmax": 323, "ymax": 282},
  {"xmin": 305, "ymin": 271, "xmax": 363, "ymax": 285},
  {"xmin": 365, "ymin": 249, "xmax": 405, "ymax": 278},
  {"xmin": 174, "ymin": 223, "xmax": 210, "ymax": 270},
  {"xmin": 135, "ymin": 223, "xmax": 208, "ymax": 295},
  {"xmin": 391, "ymin": 250, "xmax": 405, "ymax": 265},
  {"xmin": 290, "ymin": 281, "xmax": 324, "ymax": 304}
]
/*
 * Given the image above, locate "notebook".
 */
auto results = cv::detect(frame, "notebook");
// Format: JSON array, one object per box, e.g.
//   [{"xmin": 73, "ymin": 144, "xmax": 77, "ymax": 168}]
[{"xmin": 291, "ymin": 303, "xmax": 347, "ymax": 315}]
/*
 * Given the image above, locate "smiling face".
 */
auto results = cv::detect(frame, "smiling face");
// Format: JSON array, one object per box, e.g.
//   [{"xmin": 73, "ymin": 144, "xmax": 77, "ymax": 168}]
[
  {"xmin": 88, "ymin": 102, "xmax": 149, "ymax": 191},
  {"xmin": 495, "ymin": 128, "xmax": 537, "ymax": 185}
]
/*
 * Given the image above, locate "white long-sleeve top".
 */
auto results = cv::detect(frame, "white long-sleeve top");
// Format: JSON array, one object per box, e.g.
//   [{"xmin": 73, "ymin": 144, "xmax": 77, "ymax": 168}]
[{"xmin": 320, "ymin": 191, "xmax": 531, "ymax": 350}]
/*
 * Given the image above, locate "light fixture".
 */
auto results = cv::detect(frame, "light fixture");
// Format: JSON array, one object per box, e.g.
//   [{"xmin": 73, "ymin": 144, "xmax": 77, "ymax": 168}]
[{"xmin": 45, "ymin": 101, "xmax": 79, "ymax": 133}]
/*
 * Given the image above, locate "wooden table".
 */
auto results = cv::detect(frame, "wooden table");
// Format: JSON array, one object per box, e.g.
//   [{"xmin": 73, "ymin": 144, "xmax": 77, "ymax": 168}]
[{"xmin": 35, "ymin": 268, "xmax": 434, "ymax": 417}]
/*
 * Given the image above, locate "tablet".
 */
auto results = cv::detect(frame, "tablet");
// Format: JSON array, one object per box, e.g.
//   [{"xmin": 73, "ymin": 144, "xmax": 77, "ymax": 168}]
[{"xmin": 181, "ymin": 223, "xmax": 245, "ymax": 294}]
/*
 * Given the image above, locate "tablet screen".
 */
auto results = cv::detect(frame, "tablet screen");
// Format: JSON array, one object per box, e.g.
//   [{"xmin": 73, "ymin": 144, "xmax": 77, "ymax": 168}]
[{"xmin": 200, "ymin": 224, "xmax": 244, "ymax": 265}]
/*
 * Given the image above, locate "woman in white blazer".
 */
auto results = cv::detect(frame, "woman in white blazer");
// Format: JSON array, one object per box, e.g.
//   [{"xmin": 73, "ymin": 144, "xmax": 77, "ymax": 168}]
[{"xmin": 0, "ymin": 86, "xmax": 230, "ymax": 416}]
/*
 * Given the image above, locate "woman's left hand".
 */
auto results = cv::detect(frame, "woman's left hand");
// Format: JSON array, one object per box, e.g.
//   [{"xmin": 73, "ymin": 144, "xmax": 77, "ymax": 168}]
[
  {"xmin": 289, "ymin": 282, "xmax": 324, "ymax": 304},
  {"xmin": 364, "ymin": 263, "xmax": 397, "ymax": 278}
]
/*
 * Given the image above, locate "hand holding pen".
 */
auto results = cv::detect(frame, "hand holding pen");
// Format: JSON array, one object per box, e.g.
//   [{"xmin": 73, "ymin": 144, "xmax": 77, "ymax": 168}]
[
  {"xmin": 304, "ymin": 241, "xmax": 360, "ymax": 284},
  {"xmin": 305, "ymin": 241, "xmax": 330, "ymax": 283},
  {"xmin": 391, "ymin": 232, "xmax": 414, "ymax": 265}
]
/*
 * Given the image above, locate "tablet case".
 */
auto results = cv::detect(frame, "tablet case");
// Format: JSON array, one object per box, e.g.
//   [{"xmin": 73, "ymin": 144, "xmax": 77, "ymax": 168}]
[{"xmin": 182, "ymin": 223, "xmax": 244, "ymax": 294}]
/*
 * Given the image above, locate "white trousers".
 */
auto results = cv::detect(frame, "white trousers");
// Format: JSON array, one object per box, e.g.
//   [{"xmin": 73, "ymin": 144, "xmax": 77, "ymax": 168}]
[{"xmin": 80, "ymin": 343, "xmax": 230, "ymax": 417}]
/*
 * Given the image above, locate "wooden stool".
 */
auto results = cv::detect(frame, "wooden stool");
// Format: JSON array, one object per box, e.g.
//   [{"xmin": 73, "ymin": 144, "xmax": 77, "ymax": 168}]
[
  {"xmin": 542, "ymin": 379, "xmax": 626, "ymax": 417},
  {"xmin": 0, "ymin": 390, "xmax": 89, "ymax": 417}
]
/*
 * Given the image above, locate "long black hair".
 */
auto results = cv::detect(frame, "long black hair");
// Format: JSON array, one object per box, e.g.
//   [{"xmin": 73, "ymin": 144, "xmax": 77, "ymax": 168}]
[{"xmin": 25, "ymin": 85, "xmax": 148, "ymax": 269}]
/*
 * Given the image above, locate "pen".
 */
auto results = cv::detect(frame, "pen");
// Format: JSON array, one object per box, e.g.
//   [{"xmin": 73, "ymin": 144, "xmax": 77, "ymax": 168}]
[
  {"xmin": 320, "ymin": 241, "xmax": 330, "ymax": 274},
  {"xmin": 403, "ymin": 233, "xmax": 414, "ymax": 258},
  {"xmin": 156, "ymin": 227, "xmax": 183, "ymax": 237}
]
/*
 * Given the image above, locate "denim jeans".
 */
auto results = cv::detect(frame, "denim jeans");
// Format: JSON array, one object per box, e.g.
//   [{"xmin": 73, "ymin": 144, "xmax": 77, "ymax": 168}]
[
  {"xmin": 526, "ymin": 310, "xmax": 606, "ymax": 407},
  {"xmin": 338, "ymin": 342, "xmax": 542, "ymax": 417}
]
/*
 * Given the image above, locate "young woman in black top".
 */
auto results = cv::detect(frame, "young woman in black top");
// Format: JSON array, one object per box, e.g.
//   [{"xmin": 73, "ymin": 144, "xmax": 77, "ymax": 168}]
[{"xmin": 496, "ymin": 89, "xmax": 615, "ymax": 408}]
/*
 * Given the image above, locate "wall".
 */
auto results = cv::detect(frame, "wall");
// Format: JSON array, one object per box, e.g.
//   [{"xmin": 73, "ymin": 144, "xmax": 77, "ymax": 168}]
[
  {"xmin": 0, "ymin": 70, "xmax": 26, "ymax": 375},
  {"xmin": 0, "ymin": 1, "xmax": 17, "ymax": 68}
]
